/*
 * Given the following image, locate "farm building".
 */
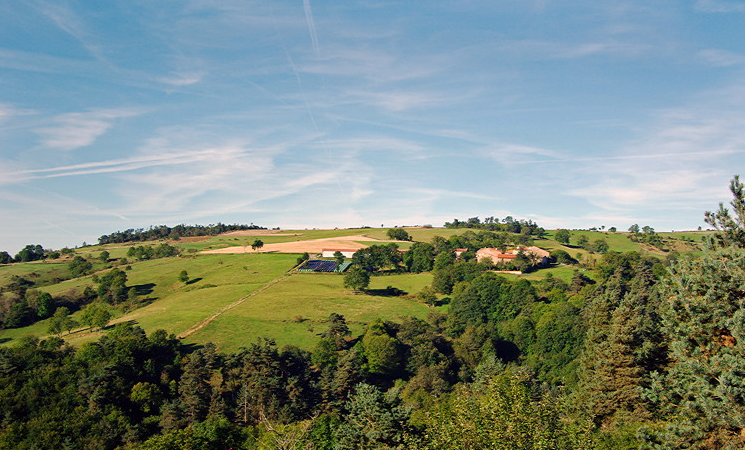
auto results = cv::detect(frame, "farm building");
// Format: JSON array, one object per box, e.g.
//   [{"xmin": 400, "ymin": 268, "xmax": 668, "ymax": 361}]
[
  {"xmin": 476, "ymin": 246, "xmax": 550, "ymax": 267},
  {"xmin": 454, "ymin": 248, "xmax": 468, "ymax": 257},
  {"xmin": 321, "ymin": 249, "xmax": 357, "ymax": 258},
  {"xmin": 476, "ymin": 248, "xmax": 517, "ymax": 265}
]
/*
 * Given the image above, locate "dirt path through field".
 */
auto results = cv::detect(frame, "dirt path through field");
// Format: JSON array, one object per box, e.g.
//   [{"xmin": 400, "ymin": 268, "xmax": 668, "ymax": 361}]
[{"xmin": 177, "ymin": 273, "xmax": 290, "ymax": 339}]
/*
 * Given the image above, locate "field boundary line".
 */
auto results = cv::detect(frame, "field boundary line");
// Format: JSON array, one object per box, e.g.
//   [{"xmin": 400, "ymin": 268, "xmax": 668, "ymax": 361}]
[{"xmin": 177, "ymin": 273, "xmax": 291, "ymax": 339}]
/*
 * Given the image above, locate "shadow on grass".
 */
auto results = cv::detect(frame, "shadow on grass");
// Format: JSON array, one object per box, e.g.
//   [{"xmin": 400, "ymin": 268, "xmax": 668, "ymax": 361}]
[
  {"xmin": 433, "ymin": 297, "xmax": 450, "ymax": 307},
  {"xmin": 185, "ymin": 277, "xmax": 203, "ymax": 285},
  {"xmin": 132, "ymin": 283, "xmax": 155, "ymax": 296},
  {"xmin": 0, "ymin": 337, "xmax": 11, "ymax": 344},
  {"xmin": 364, "ymin": 286, "xmax": 408, "ymax": 297},
  {"xmin": 179, "ymin": 342, "xmax": 205, "ymax": 354}
]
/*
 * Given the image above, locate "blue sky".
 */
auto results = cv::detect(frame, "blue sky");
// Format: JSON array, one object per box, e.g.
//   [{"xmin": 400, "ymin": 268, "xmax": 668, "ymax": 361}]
[{"xmin": 2, "ymin": 0, "xmax": 745, "ymax": 253}]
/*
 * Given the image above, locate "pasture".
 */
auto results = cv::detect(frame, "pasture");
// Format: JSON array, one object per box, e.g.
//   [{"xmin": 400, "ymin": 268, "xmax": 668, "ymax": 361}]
[{"xmin": 0, "ymin": 226, "xmax": 708, "ymax": 351}]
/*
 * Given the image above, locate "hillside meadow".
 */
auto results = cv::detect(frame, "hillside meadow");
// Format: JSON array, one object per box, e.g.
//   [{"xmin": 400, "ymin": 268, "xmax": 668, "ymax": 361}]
[{"xmin": 0, "ymin": 226, "xmax": 703, "ymax": 351}]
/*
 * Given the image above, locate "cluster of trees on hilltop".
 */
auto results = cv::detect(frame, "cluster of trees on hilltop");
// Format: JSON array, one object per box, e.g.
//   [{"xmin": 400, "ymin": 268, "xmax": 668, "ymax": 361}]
[
  {"xmin": 98, "ymin": 223, "xmax": 266, "ymax": 245},
  {"xmin": 0, "ymin": 244, "xmax": 54, "ymax": 265},
  {"xmin": 444, "ymin": 216, "xmax": 544, "ymax": 236}
]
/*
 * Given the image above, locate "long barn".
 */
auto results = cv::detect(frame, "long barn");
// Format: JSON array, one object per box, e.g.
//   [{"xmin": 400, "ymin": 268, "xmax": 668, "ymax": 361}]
[{"xmin": 321, "ymin": 249, "xmax": 357, "ymax": 258}]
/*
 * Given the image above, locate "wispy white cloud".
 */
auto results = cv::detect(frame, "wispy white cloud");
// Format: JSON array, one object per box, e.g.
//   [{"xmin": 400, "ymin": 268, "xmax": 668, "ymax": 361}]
[
  {"xmin": 300, "ymin": 46, "xmax": 441, "ymax": 83},
  {"xmin": 480, "ymin": 143, "xmax": 561, "ymax": 165},
  {"xmin": 695, "ymin": 0, "xmax": 745, "ymax": 13},
  {"xmin": 492, "ymin": 39, "xmax": 651, "ymax": 60},
  {"xmin": 318, "ymin": 136, "xmax": 429, "ymax": 159},
  {"xmin": 35, "ymin": 108, "xmax": 144, "ymax": 150},
  {"xmin": 566, "ymin": 81, "xmax": 745, "ymax": 216},
  {"xmin": 33, "ymin": 1, "xmax": 107, "ymax": 62},
  {"xmin": 697, "ymin": 48, "xmax": 745, "ymax": 67},
  {"xmin": 158, "ymin": 71, "xmax": 204, "ymax": 86},
  {"xmin": 0, "ymin": 102, "xmax": 35, "ymax": 123}
]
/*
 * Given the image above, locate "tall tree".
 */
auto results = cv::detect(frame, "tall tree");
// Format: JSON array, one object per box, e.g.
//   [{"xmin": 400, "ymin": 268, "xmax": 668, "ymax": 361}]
[
  {"xmin": 251, "ymin": 239, "xmax": 264, "ymax": 251},
  {"xmin": 578, "ymin": 264, "xmax": 663, "ymax": 427},
  {"xmin": 387, "ymin": 228, "xmax": 412, "ymax": 241},
  {"xmin": 343, "ymin": 266, "xmax": 370, "ymax": 292},
  {"xmin": 705, "ymin": 174, "xmax": 745, "ymax": 249},
  {"xmin": 641, "ymin": 176, "xmax": 745, "ymax": 448},
  {"xmin": 555, "ymin": 229, "xmax": 571, "ymax": 244}
]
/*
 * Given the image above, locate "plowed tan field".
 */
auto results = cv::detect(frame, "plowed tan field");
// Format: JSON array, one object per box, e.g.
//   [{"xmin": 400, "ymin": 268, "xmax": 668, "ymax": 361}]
[{"xmin": 200, "ymin": 235, "xmax": 396, "ymax": 254}]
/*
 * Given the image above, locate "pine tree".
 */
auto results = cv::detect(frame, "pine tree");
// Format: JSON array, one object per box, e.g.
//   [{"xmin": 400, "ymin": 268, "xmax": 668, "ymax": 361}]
[
  {"xmin": 640, "ymin": 176, "xmax": 745, "ymax": 448},
  {"xmin": 578, "ymin": 264, "xmax": 663, "ymax": 426}
]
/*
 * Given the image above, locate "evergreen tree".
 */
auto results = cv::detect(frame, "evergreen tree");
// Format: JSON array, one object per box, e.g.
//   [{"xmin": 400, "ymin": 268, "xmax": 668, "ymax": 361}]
[
  {"xmin": 642, "ymin": 247, "xmax": 745, "ymax": 448},
  {"xmin": 335, "ymin": 383, "xmax": 411, "ymax": 450},
  {"xmin": 640, "ymin": 176, "xmax": 745, "ymax": 448},
  {"xmin": 578, "ymin": 264, "xmax": 663, "ymax": 427}
]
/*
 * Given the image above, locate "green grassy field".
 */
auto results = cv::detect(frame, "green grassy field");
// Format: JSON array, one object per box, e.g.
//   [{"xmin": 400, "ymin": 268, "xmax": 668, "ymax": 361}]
[
  {"xmin": 0, "ymin": 226, "xmax": 709, "ymax": 352},
  {"xmin": 184, "ymin": 272, "xmax": 436, "ymax": 352}
]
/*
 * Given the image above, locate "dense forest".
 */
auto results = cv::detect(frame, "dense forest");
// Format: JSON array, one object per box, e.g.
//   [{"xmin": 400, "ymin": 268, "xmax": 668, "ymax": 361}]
[{"xmin": 1, "ymin": 178, "xmax": 744, "ymax": 449}]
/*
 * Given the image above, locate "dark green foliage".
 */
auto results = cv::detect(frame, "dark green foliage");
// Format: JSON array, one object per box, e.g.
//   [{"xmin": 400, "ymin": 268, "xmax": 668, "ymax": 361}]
[
  {"xmin": 179, "ymin": 347, "xmax": 215, "ymax": 424},
  {"xmin": 296, "ymin": 252, "xmax": 310, "ymax": 266},
  {"xmin": 444, "ymin": 216, "xmax": 543, "ymax": 236},
  {"xmin": 226, "ymin": 338, "xmax": 318, "ymax": 424},
  {"xmin": 343, "ymin": 266, "xmax": 370, "ymax": 291},
  {"xmin": 403, "ymin": 242, "xmax": 435, "ymax": 273},
  {"xmin": 80, "ymin": 303, "xmax": 112, "ymax": 330},
  {"xmin": 320, "ymin": 313, "xmax": 351, "ymax": 350},
  {"xmin": 578, "ymin": 263, "xmax": 664, "ymax": 427},
  {"xmin": 591, "ymin": 239, "xmax": 609, "ymax": 254},
  {"xmin": 0, "ymin": 325, "xmax": 181, "ymax": 449},
  {"xmin": 333, "ymin": 250, "xmax": 345, "ymax": 266},
  {"xmin": 431, "ymin": 260, "xmax": 487, "ymax": 294},
  {"xmin": 34, "ymin": 291, "xmax": 55, "ymax": 318},
  {"xmin": 576, "ymin": 235, "xmax": 590, "ymax": 249},
  {"xmin": 68, "ymin": 255, "xmax": 93, "ymax": 277},
  {"xmin": 705, "ymin": 174, "xmax": 745, "ymax": 249},
  {"xmin": 361, "ymin": 320, "xmax": 404, "ymax": 378},
  {"xmin": 417, "ymin": 372, "xmax": 589, "ymax": 450},
  {"xmin": 335, "ymin": 383, "xmax": 411, "ymax": 450},
  {"xmin": 308, "ymin": 414, "xmax": 342, "ymax": 450},
  {"xmin": 432, "ymin": 250, "xmax": 455, "ymax": 270},
  {"xmin": 352, "ymin": 244, "xmax": 401, "ymax": 272},
  {"xmin": 251, "ymin": 239, "xmax": 264, "ymax": 251},
  {"xmin": 178, "ymin": 270, "xmax": 189, "ymax": 283},
  {"xmin": 97, "ymin": 268, "xmax": 128, "ymax": 303},
  {"xmin": 14, "ymin": 244, "xmax": 45, "ymax": 262},
  {"xmin": 555, "ymin": 229, "xmax": 571, "ymax": 244},
  {"xmin": 529, "ymin": 301, "xmax": 585, "ymax": 385},
  {"xmin": 133, "ymin": 417, "xmax": 252, "ymax": 450},
  {"xmin": 99, "ymin": 250, "xmax": 110, "ymax": 262},
  {"xmin": 386, "ymin": 228, "xmax": 412, "ymax": 241},
  {"xmin": 47, "ymin": 306, "xmax": 77, "ymax": 336},
  {"xmin": 98, "ymin": 223, "xmax": 264, "ymax": 245},
  {"xmin": 449, "ymin": 273, "xmax": 537, "ymax": 328},
  {"xmin": 127, "ymin": 243, "xmax": 179, "ymax": 261},
  {"xmin": 0, "ymin": 251, "xmax": 12, "ymax": 264},
  {"xmin": 551, "ymin": 249, "xmax": 577, "ymax": 265},
  {"xmin": 641, "ymin": 246, "xmax": 745, "ymax": 448}
]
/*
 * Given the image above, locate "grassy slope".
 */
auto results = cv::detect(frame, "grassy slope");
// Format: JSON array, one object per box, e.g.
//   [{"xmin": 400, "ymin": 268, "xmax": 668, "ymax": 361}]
[
  {"xmin": 0, "ymin": 227, "xmax": 707, "ymax": 351},
  {"xmin": 186, "ymin": 272, "xmax": 435, "ymax": 352}
]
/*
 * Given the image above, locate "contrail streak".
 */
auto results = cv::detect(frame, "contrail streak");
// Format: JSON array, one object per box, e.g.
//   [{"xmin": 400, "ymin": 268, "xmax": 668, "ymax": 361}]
[{"xmin": 303, "ymin": 0, "xmax": 319, "ymax": 53}]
